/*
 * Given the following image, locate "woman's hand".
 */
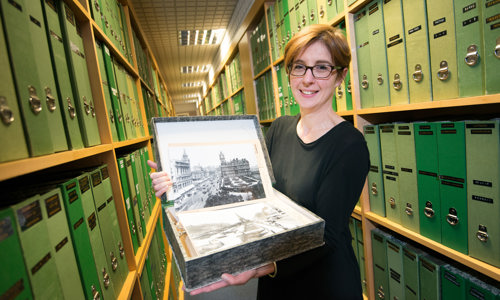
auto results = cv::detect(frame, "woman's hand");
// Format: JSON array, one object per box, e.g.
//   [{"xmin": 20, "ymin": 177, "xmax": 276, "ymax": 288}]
[
  {"xmin": 147, "ymin": 160, "xmax": 173, "ymax": 197},
  {"xmin": 188, "ymin": 263, "xmax": 275, "ymax": 296}
]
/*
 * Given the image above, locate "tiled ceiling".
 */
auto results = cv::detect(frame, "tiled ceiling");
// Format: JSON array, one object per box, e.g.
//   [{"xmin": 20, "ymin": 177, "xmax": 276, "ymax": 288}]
[{"xmin": 129, "ymin": 0, "xmax": 254, "ymax": 115}]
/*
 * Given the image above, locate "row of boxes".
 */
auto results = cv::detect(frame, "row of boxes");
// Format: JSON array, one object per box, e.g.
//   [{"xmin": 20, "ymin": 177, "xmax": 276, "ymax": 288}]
[
  {"xmin": 355, "ymin": 0, "xmax": 500, "ymax": 109},
  {"xmin": 364, "ymin": 120, "xmax": 500, "ymax": 268},
  {"xmin": 96, "ymin": 39, "xmax": 147, "ymax": 142},
  {"xmin": 250, "ymin": 14, "xmax": 271, "ymax": 76},
  {"xmin": 139, "ymin": 221, "xmax": 168, "ymax": 300},
  {"xmin": 0, "ymin": 0, "xmax": 101, "ymax": 162},
  {"xmin": 350, "ymin": 217, "xmax": 367, "ymax": 296},
  {"xmin": 256, "ymin": 70, "xmax": 277, "ymax": 121},
  {"xmin": 371, "ymin": 228, "xmax": 500, "ymax": 300},
  {"xmin": 1, "ymin": 165, "xmax": 130, "ymax": 299},
  {"xmin": 205, "ymin": 90, "xmax": 246, "ymax": 116},
  {"xmin": 269, "ymin": 0, "xmax": 350, "ymax": 60},
  {"xmin": 89, "ymin": 0, "xmax": 133, "ymax": 65},
  {"xmin": 132, "ymin": 28, "xmax": 156, "ymax": 93},
  {"xmin": 117, "ymin": 147, "xmax": 156, "ymax": 255}
]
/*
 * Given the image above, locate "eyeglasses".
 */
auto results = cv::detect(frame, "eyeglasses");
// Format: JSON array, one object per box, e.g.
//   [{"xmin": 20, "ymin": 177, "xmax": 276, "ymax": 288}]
[{"xmin": 288, "ymin": 63, "xmax": 344, "ymax": 79}]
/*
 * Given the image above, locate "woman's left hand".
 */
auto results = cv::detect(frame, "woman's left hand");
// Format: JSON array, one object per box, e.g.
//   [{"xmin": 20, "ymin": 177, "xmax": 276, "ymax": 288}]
[{"xmin": 188, "ymin": 263, "xmax": 275, "ymax": 296}]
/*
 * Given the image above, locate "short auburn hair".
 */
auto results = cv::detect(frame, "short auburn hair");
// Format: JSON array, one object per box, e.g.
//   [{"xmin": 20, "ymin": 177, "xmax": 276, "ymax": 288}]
[{"xmin": 284, "ymin": 24, "xmax": 351, "ymax": 73}]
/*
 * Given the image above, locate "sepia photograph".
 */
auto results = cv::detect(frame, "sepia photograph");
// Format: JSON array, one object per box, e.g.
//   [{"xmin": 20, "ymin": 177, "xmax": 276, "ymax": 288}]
[
  {"xmin": 178, "ymin": 201, "xmax": 304, "ymax": 256},
  {"xmin": 168, "ymin": 142, "xmax": 267, "ymax": 212}
]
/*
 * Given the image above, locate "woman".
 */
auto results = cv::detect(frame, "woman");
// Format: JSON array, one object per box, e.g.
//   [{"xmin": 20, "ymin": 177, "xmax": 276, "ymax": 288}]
[{"xmin": 149, "ymin": 23, "xmax": 369, "ymax": 299}]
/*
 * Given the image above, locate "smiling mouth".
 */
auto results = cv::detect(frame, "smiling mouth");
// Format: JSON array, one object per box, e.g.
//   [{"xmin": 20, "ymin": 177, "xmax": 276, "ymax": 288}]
[{"xmin": 301, "ymin": 90, "xmax": 317, "ymax": 95}]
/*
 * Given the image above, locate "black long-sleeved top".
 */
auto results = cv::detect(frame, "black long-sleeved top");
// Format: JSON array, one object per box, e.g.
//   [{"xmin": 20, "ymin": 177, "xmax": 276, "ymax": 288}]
[{"xmin": 258, "ymin": 115, "xmax": 370, "ymax": 300}]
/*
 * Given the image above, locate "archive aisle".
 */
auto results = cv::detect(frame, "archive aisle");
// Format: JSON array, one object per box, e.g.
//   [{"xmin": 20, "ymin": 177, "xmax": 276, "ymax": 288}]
[{"xmin": 201, "ymin": 0, "xmax": 500, "ymax": 299}]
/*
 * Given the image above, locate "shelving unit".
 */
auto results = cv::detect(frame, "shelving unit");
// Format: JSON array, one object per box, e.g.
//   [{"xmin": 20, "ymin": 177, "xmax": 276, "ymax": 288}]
[
  {"xmin": 0, "ymin": 0, "xmax": 179, "ymax": 299},
  {"xmin": 201, "ymin": 0, "xmax": 500, "ymax": 299}
]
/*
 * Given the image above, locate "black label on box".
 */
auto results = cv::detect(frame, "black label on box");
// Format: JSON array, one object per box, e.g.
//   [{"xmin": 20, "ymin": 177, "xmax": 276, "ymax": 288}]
[
  {"xmin": 17, "ymin": 200, "xmax": 42, "ymax": 232},
  {"xmin": 472, "ymin": 195, "xmax": 493, "ymax": 203},
  {"xmin": 463, "ymin": 2, "xmax": 477, "ymax": 13},
  {"xmin": 473, "ymin": 179, "xmax": 492, "ymax": 187},
  {"xmin": 31, "ymin": 252, "xmax": 51, "ymax": 275},
  {"xmin": 434, "ymin": 17, "xmax": 446, "ymax": 26},
  {"xmin": 409, "ymin": 25, "xmax": 422, "ymax": 35},
  {"xmin": 45, "ymin": 194, "xmax": 62, "ymax": 218},
  {"xmin": 0, "ymin": 216, "xmax": 14, "ymax": 242},
  {"xmin": 434, "ymin": 30, "xmax": 448, "ymax": 39},
  {"xmin": 463, "ymin": 16, "xmax": 479, "ymax": 27}
]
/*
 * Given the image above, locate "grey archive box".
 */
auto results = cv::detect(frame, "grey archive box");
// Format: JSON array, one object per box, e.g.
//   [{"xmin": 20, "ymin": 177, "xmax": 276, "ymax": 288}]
[{"xmin": 152, "ymin": 115, "xmax": 325, "ymax": 291}]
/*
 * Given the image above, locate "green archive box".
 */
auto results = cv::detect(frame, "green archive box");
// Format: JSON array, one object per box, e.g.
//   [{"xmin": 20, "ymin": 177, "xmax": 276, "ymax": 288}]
[
  {"xmin": 43, "ymin": 0, "xmax": 84, "ymax": 150},
  {"xmin": 140, "ymin": 266, "xmax": 153, "ymax": 300},
  {"xmin": 386, "ymin": 236, "xmax": 406, "ymax": 300},
  {"xmin": 307, "ymin": 0, "xmax": 318, "ymax": 25},
  {"xmin": 95, "ymin": 39, "xmax": 119, "ymax": 142},
  {"xmin": 0, "ymin": 207, "xmax": 33, "ymax": 300},
  {"xmin": 325, "ymin": 0, "xmax": 337, "ymax": 22},
  {"xmin": 467, "ymin": 275, "xmax": 500, "ymax": 299},
  {"xmin": 60, "ymin": 2, "xmax": 101, "ymax": 147},
  {"xmin": 355, "ymin": 219, "xmax": 367, "ymax": 295},
  {"xmin": 396, "ymin": 123, "xmax": 420, "ymax": 233},
  {"xmin": 380, "ymin": 124, "xmax": 401, "ymax": 224},
  {"xmin": 371, "ymin": 228, "xmax": 391, "ymax": 300},
  {"xmin": 349, "ymin": 218, "xmax": 359, "ymax": 262},
  {"xmin": 0, "ymin": 11, "xmax": 29, "ymax": 162},
  {"xmin": 482, "ymin": 0, "xmax": 500, "ymax": 95},
  {"xmin": 383, "ymin": 0, "xmax": 409, "ymax": 105},
  {"xmin": 441, "ymin": 264, "xmax": 469, "ymax": 300},
  {"xmin": 336, "ymin": 0, "xmax": 344, "ymax": 14},
  {"xmin": 465, "ymin": 120, "xmax": 500, "ymax": 268},
  {"xmin": 402, "ymin": 0, "xmax": 433, "ymax": 103},
  {"xmin": 455, "ymin": 0, "xmax": 485, "ymax": 97},
  {"xmin": 402, "ymin": 243, "xmax": 426, "ymax": 300},
  {"xmin": 419, "ymin": 254, "xmax": 447, "ymax": 300},
  {"xmin": 89, "ymin": 167, "xmax": 126, "ymax": 294},
  {"xmin": 27, "ymin": 0, "xmax": 68, "ymax": 153},
  {"xmin": 316, "ymin": 0, "xmax": 328, "ymax": 24},
  {"xmin": 1, "ymin": 0, "xmax": 54, "ymax": 157},
  {"xmin": 102, "ymin": 43, "xmax": 126, "ymax": 141},
  {"xmin": 39, "ymin": 187, "xmax": 85, "ymax": 300},
  {"xmin": 126, "ymin": 154, "xmax": 145, "ymax": 244},
  {"xmin": 12, "ymin": 194, "xmax": 65, "ymax": 299},
  {"xmin": 426, "ymin": 0, "xmax": 459, "ymax": 100},
  {"xmin": 78, "ymin": 172, "xmax": 117, "ymax": 299},
  {"xmin": 437, "ymin": 122, "xmax": 468, "ymax": 254},
  {"xmin": 133, "ymin": 150, "xmax": 151, "ymax": 225},
  {"xmin": 117, "ymin": 156, "xmax": 140, "ymax": 253},
  {"xmin": 130, "ymin": 152, "xmax": 148, "ymax": 237},
  {"xmin": 99, "ymin": 165, "xmax": 129, "ymax": 285},
  {"xmin": 355, "ymin": 7, "xmax": 374, "ymax": 109},
  {"xmin": 114, "ymin": 61, "xmax": 136, "ymax": 140},
  {"xmin": 58, "ymin": 176, "xmax": 103, "ymax": 300},
  {"xmin": 363, "ymin": 125, "xmax": 386, "ymax": 216},
  {"xmin": 414, "ymin": 122, "xmax": 442, "ymax": 243},
  {"xmin": 367, "ymin": 0, "xmax": 390, "ymax": 108}
]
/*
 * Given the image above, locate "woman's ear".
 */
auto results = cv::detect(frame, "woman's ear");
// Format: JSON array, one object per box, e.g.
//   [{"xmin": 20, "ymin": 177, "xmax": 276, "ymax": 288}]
[{"xmin": 334, "ymin": 67, "xmax": 349, "ymax": 87}]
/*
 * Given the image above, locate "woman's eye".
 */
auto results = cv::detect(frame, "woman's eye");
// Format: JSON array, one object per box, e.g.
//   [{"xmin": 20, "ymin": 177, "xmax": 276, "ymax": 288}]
[{"xmin": 294, "ymin": 64, "xmax": 306, "ymax": 70}]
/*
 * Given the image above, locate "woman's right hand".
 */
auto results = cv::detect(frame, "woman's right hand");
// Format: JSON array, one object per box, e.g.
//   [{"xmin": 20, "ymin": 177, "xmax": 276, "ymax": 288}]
[{"xmin": 147, "ymin": 160, "xmax": 173, "ymax": 197}]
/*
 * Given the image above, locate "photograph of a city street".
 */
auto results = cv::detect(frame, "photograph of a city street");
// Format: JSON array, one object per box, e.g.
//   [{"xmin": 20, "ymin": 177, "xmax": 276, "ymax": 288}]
[
  {"xmin": 178, "ymin": 201, "xmax": 302, "ymax": 256},
  {"xmin": 168, "ymin": 142, "xmax": 267, "ymax": 212}
]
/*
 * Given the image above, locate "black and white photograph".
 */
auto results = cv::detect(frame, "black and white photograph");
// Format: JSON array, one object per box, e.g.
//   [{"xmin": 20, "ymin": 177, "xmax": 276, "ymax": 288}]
[
  {"xmin": 168, "ymin": 142, "xmax": 267, "ymax": 212},
  {"xmin": 178, "ymin": 201, "xmax": 306, "ymax": 257}
]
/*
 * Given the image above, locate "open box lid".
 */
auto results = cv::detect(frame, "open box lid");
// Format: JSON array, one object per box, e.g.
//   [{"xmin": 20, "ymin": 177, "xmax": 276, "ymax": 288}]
[{"xmin": 151, "ymin": 115, "xmax": 275, "ymax": 213}]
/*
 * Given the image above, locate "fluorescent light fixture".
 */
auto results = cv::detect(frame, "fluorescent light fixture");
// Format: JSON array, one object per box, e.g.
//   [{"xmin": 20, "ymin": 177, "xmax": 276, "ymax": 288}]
[{"xmin": 179, "ymin": 29, "xmax": 225, "ymax": 46}]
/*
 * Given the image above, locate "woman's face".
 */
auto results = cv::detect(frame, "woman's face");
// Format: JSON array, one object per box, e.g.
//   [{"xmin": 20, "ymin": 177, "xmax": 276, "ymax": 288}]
[{"xmin": 289, "ymin": 40, "xmax": 344, "ymax": 113}]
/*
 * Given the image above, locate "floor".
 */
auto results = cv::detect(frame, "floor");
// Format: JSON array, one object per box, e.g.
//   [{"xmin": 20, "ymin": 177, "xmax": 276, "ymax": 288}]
[{"xmin": 184, "ymin": 278, "xmax": 258, "ymax": 300}]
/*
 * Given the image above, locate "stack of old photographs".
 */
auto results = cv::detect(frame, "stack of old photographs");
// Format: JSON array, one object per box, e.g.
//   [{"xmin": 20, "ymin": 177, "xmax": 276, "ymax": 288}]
[{"xmin": 152, "ymin": 115, "xmax": 324, "ymax": 291}]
